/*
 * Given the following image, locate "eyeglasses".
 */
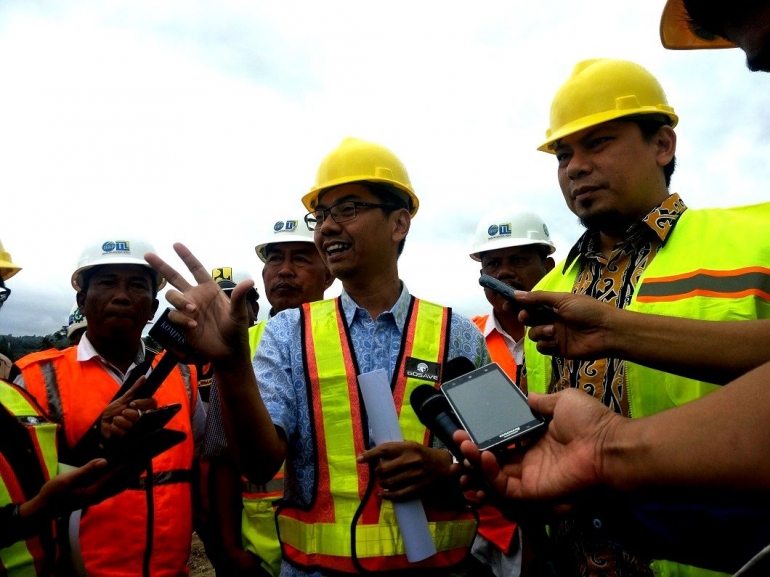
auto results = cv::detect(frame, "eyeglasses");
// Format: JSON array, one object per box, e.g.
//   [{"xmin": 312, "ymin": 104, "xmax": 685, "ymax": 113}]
[
  {"xmin": 304, "ymin": 201, "xmax": 398, "ymax": 231},
  {"xmin": 0, "ymin": 285, "xmax": 10, "ymax": 303}
]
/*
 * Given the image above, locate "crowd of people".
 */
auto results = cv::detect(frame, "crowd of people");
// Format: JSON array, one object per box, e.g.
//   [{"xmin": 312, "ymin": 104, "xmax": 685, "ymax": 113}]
[{"xmin": 1, "ymin": 1, "xmax": 769, "ymax": 576}]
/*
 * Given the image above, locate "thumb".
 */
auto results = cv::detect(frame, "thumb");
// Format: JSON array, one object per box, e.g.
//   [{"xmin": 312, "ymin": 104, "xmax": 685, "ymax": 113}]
[
  {"xmin": 514, "ymin": 289, "xmax": 565, "ymax": 308},
  {"xmin": 528, "ymin": 391, "xmax": 559, "ymax": 418}
]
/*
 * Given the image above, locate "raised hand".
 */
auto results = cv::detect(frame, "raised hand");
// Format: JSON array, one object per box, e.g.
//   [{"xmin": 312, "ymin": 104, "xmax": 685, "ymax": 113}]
[
  {"xmin": 514, "ymin": 290, "xmax": 617, "ymax": 359},
  {"xmin": 455, "ymin": 389, "xmax": 621, "ymax": 501},
  {"xmin": 145, "ymin": 243, "xmax": 252, "ymax": 363}
]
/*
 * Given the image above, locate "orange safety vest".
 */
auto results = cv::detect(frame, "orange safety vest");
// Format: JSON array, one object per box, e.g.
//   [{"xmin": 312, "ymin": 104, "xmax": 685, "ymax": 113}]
[
  {"xmin": 16, "ymin": 347, "xmax": 196, "ymax": 577},
  {"xmin": 469, "ymin": 314, "xmax": 520, "ymax": 554},
  {"xmin": 0, "ymin": 379, "xmax": 59, "ymax": 576},
  {"xmin": 277, "ymin": 297, "xmax": 477, "ymax": 574},
  {"xmin": 472, "ymin": 315, "xmax": 519, "ymax": 386}
]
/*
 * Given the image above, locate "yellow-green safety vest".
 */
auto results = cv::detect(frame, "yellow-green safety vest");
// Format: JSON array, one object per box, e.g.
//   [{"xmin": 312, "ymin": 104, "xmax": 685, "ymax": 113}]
[
  {"xmin": 277, "ymin": 296, "xmax": 477, "ymax": 574},
  {"xmin": 526, "ymin": 202, "xmax": 770, "ymax": 577},
  {"xmin": 0, "ymin": 380, "xmax": 58, "ymax": 576}
]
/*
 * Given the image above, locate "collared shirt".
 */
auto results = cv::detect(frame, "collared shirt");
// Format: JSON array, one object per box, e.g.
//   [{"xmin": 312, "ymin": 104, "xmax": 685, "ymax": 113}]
[
  {"xmin": 255, "ymin": 284, "xmax": 489, "ymax": 577},
  {"xmin": 523, "ymin": 194, "xmax": 687, "ymax": 577},
  {"xmin": 547, "ymin": 193, "xmax": 687, "ymax": 417},
  {"xmin": 478, "ymin": 310, "xmax": 524, "ymax": 365}
]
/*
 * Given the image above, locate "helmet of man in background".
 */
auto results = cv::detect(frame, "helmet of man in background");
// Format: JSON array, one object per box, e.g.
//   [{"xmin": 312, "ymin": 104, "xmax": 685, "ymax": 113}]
[
  {"xmin": 0, "ymin": 238, "xmax": 21, "ymax": 281},
  {"xmin": 470, "ymin": 210, "xmax": 555, "ymax": 262},
  {"xmin": 255, "ymin": 217, "xmax": 317, "ymax": 263},
  {"xmin": 72, "ymin": 238, "xmax": 165, "ymax": 292},
  {"xmin": 67, "ymin": 304, "xmax": 88, "ymax": 340}
]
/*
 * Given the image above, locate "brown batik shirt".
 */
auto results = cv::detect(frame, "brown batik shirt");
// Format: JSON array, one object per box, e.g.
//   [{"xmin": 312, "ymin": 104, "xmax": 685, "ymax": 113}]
[{"xmin": 546, "ymin": 193, "xmax": 688, "ymax": 577}]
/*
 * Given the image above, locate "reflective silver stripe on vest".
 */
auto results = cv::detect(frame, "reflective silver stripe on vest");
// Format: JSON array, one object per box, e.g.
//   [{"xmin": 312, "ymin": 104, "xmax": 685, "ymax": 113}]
[
  {"xmin": 177, "ymin": 363, "xmax": 194, "ymax": 407},
  {"xmin": 243, "ymin": 477, "xmax": 284, "ymax": 494},
  {"xmin": 40, "ymin": 361, "xmax": 64, "ymax": 424}
]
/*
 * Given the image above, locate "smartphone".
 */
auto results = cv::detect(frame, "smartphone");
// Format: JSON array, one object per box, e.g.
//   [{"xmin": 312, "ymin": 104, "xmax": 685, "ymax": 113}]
[
  {"xmin": 441, "ymin": 363, "xmax": 546, "ymax": 452},
  {"xmin": 478, "ymin": 274, "xmax": 554, "ymax": 324}
]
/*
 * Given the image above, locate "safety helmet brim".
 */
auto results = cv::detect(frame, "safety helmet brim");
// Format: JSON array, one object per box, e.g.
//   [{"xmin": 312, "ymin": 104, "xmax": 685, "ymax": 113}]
[
  {"xmin": 254, "ymin": 218, "xmax": 317, "ymax": 263},
  {"xmin": 659, "ymin": 0, "xmax": 736, "ymax": 50},
  {"xmin": 72, "ymin": 257, "xmax": 166, "ymax": 292},
  {"xmin": 471, "ymin": 238, "xmax": 556, "ymax": 262}
]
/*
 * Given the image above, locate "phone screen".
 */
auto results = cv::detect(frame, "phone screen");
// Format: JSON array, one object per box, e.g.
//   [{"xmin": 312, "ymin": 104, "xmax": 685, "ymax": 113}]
[{"xmin": 441, "ymin": 363, "xmax": 545, "ymax": 451}]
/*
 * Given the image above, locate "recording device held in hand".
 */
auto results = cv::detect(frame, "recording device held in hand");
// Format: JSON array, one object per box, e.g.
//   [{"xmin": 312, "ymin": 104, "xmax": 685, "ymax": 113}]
[
  {"xmin": 442, "ymin": 362, "xmax": 546, "ymax": 452},
  {"xmin": 66, "ymin": 308, "xmax": 195, "ymax": 467},
  {"xmin": 478, "ymin": 274, "xmax": 554, "ymax": 325}
]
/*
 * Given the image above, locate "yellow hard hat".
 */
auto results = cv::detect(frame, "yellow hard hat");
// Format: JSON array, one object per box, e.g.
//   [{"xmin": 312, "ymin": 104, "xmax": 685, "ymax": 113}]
[
  {"xmin": 538, "ymin": 59, "xmax": 679, "ymax": 153},
  {"xmin": 660, "ymin": 0, "xmax": 735, "ymax": 50},
  {"xmin": 0, "ymin": 239, "xmax": 21, "ymax": 281},
  {"xmin": 302, "ymin": 137, "xmax": 419, "ymax": 217}
]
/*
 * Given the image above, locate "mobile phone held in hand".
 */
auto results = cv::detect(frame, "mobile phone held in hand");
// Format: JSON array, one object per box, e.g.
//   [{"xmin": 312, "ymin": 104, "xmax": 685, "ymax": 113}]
[
  {"xmin": 478, "ymin": 274, "xmax": 554, "ymax": 325},
  {"xmin": 441, "ymin": 363, "xmax": 546, "ymax": 452}
]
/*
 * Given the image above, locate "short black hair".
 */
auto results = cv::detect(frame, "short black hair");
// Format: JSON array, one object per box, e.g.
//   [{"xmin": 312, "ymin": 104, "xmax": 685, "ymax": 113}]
[{"xmin": 81, "ymin": 265, "xmax": 158, "ymax": 298}]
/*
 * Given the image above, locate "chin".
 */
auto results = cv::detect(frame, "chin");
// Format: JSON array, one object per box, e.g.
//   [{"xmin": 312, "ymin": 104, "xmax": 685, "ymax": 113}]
[{"xmin": 578, "ymin": 209, "xmax": 621, "ymax": 231}]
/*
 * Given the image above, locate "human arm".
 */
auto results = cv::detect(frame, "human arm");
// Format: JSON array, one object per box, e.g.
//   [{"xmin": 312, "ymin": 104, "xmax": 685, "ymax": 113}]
[
  {"xmin": 516, "ymin": 289, "xmax": 770, "ymax": 384},
  {"xmin": 457, "ymin": 360, "xmax": 770, "ymax": 501},
  {"xmin": 144, "ymin": 243, "xmax": 285, "ymax": 483},
  {"xmin": 0, "ymin": 458, "xmax": 142, "ymax": 548}
]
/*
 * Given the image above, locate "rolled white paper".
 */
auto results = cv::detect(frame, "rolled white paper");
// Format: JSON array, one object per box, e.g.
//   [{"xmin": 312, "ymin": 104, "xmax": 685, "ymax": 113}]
[{"xmin": 357, "ymin": 369, "xmax": 437, "ymax": 563}]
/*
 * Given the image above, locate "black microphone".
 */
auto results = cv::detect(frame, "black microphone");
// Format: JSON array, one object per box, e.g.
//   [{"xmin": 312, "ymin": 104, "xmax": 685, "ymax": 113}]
[{"xmin": 410, "ymin": 356, "xmax": 477, "ymax": 460}]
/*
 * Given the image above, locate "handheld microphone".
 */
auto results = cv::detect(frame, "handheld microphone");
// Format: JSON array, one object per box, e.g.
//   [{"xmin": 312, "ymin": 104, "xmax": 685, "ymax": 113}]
[{"xmin": 410, "ymin": 356, "xmax": 477, "ymax": 460}]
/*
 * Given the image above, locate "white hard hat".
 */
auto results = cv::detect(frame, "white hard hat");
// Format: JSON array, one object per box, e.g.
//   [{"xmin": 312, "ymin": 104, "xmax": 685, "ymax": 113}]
[
  {"xmin": 470, "ymin": 210, "xmax": 555, "ymax": 262},
  {"xmin": 67, "ymin": 304, "xmax": 88, "ymax": 339},
  {"xmin": 71, "ymin": 238, "xmax": 166, "ymax": 291},
  {"xmin": 210, "ymin": 267, "xmax": 255, "ymax": 292},
  {"xmin": 255, "ymin": 218, "xmax": 316, "ymax": 263}
]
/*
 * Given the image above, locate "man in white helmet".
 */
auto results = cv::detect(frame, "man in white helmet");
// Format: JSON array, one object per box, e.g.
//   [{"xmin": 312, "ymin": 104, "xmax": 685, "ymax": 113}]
[
  {"xmin": 204, "ymin": 218, "xmax": 333, "ymax": 577},
  {"xmin": 466, "ymin": 210, "xmax": 554, "ymax": 577},
  {"xmin": 147, "ymin": 138, "xmax": 490, "ymax": 577},
  {"xmin": 14, "ymin": 237, "xmax": 206, "ymax": 577},
  {"xmin": 469, "ymin": 210, "xmax": 555, "ymax": 387},
  {"xmin": 0, "ymin": 239, "xmax": 155, "ymax": 576}
]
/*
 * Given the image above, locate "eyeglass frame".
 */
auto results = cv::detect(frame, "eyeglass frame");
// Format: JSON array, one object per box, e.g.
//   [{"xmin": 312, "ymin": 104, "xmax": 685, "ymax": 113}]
[{"xmin": 304, "ymin": 200, "xmax": 400, "ymax": 231}]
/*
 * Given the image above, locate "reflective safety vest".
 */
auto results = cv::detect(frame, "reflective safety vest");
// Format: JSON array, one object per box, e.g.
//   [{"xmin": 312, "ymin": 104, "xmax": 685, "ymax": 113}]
[
  {"xmin": 0, "ymin": 380, "xmax": 58, "ymax": 576},
  {"xmin": 471, "ymin": 315, "xmax": 518, "ymax": 388},
  {"xmin": 469, "ymin": 315, "xmax": 519, "ymax": 554},
  {"xmin": 526, "ymin": 203, "xmax": 770, "ymax": 577},
  {"xmin": 277, "ymin": 297, "xmax": 477, "ymax": 574},
  {"xmin": 240, "ymin": 319, "xmax": 283, "ymax": 577},
  {"xmin": 16, "ymin": 347, "xmax": 197, "ymax": 577}
]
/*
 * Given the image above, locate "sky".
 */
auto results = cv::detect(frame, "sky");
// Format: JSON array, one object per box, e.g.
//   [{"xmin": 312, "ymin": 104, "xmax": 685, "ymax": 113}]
[{"xmin": 1, "ymin": 0, "xmax": 769, "ymax": 337}]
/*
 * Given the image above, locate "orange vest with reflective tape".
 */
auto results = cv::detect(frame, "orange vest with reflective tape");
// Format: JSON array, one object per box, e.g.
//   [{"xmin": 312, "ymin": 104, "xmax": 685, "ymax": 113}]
[
  {"xmin": 468, "ymin": 315, "xmax": 519, "ymax": 554},
  {"xmin": 0, "ymin": 379, "xmax": 58, "ymax": 576},
  {"xmin": 277, "ymin": 296, "xmax": 477, "ymax": 574},
  {"xmin": 16, "ymin": 347, "xmax": 196, "ymax": 577}
]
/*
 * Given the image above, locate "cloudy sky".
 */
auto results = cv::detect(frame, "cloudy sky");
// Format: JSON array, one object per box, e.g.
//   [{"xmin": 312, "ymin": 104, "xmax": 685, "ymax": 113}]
[{"xmin": 1, "ymin": 0, "xmax": 769, "ymax": 337}]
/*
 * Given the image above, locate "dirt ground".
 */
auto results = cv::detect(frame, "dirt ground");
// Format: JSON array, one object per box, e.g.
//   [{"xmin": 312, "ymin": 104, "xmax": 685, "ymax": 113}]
[{"xmin": 188, "ymin": 533, "xmax": 216, "ymax": 577}]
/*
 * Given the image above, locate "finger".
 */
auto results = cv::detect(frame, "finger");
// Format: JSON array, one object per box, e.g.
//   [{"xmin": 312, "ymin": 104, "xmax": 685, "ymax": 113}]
[
  {"xmin": 129, "ymin": 398, "xmax": 158, "ymax": 411},
  {"xmin": 528, "ymin": 391, "xmax": 559, "ymax": 417},
  {"xmin": 515, "ymin": 289, "xmax": 564, "ymax": 307},
  {"xmin": 144, "ymin": 252, "xmax": 192, "ymax": 293},
  {"xmin": 116, "ymin": 376, "xmax": 150, "ymax": 405},
  {"xmin": 63, "ymin": 458, "xmax": 110, "ymax": 489},
  {"xmin": 458, "ymin": 438, "xmax": 481, "ymax": 464},
  {"xmin": 172, "ymin": 242, "xmax": 215, "ymax": 286}
]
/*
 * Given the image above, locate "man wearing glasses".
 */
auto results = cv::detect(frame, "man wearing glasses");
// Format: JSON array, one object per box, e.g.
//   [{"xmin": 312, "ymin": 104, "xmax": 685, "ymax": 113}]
[{"xmin": 146, "ymin": 137, "xmax": 491, "ymax": 577}]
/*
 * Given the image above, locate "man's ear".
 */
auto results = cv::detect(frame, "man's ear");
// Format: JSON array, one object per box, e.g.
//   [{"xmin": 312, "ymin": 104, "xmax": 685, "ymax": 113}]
[
  {"xmin": 76, "ymin": 291, "xmax": 86, "ymax": 311},
  {"xmin": 655, "ymin": 125, "xmax": 676, "ymax": 167},
  {"xmin": 544, "ymin": 257, "xmax": 555, "ymax": 273},
  {"xmin": 392, "ymin": 209, "xmax": 410, "ymax": 243},
  {"xmin": 150, "ymin": 298, "xmax": 160, "ymax": 319}
]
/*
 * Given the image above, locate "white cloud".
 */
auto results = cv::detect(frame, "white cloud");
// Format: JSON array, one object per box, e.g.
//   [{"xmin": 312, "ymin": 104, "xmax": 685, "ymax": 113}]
[{"xmin": 1, "ymin": 0, "xmax": 769, "ymax": 337}]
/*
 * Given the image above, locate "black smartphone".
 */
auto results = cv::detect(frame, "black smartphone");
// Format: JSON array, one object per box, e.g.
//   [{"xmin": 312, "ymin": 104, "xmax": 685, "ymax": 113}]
[
  {"xmin": 478, "ymin": 274, "xmax": 554, "ymax": 324},
  {"xmin": 441, "ymin": 363, "xmax": 546, "ymax": 452},
  {"xmin": 107, "ymin": 428, "xmax": 187, "ymax": 471}
]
